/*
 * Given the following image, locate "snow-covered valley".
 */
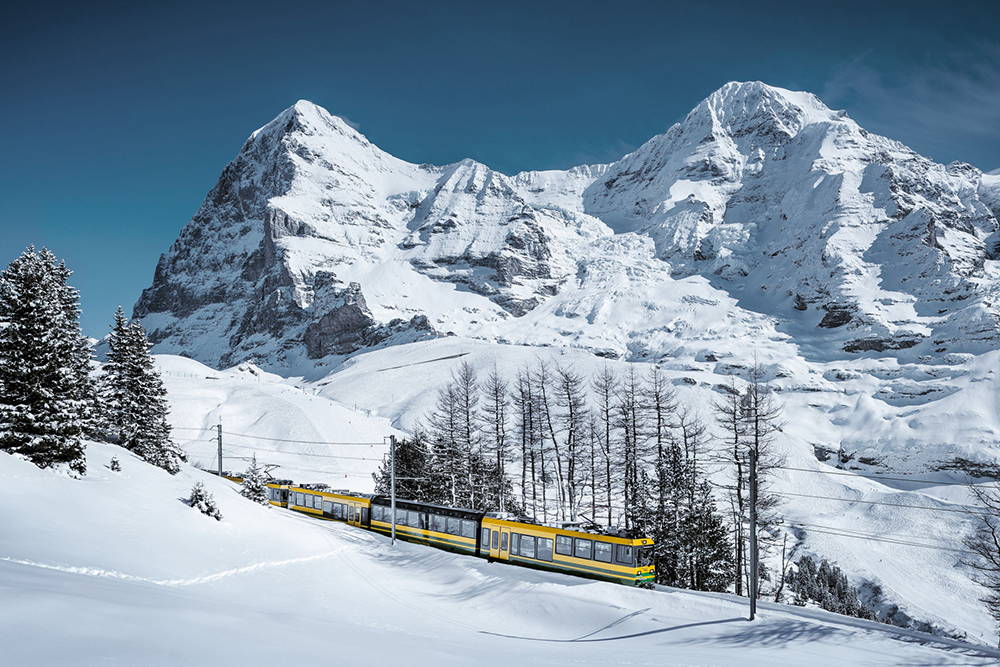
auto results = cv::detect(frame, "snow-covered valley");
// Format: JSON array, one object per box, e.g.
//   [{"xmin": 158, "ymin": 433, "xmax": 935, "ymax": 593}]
[{"xmin": 2, "ymin": 442, "xmax": 996, "ymax": 666}]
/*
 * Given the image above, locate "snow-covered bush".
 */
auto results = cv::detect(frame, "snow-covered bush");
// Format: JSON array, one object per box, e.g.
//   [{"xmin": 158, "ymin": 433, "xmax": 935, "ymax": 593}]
[
  {"xmin": 109, "ymin": 457, "xmax": 121, "ymax": 472},
  {"xmin": 188, "ymin": 481, "xmax": 222, "ymax": 521}
]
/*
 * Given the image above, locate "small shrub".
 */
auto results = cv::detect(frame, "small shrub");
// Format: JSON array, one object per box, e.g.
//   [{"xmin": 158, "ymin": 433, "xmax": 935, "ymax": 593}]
[{"xmin": 189, "ymin": 481, "xmax": 222, "ymax": 521}]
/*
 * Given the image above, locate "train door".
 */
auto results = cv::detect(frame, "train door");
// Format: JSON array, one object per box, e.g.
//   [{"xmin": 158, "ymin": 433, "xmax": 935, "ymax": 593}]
[
  {"xmin": 498, "ymin": 526, "xmax": 511, "ymax": 561},
  {"xmin": 349, "ymin": 504, "xmax": 361, "ymax": 527},
  {"xmin": 488, "ymin": 526, "xmax": 501, "ymax": 559}
]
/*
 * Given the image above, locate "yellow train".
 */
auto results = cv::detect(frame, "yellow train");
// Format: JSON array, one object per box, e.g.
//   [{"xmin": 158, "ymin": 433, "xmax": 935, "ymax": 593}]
[{"xmin": 267, "ymin": 481, "xmax": 655, "ymax": 586}]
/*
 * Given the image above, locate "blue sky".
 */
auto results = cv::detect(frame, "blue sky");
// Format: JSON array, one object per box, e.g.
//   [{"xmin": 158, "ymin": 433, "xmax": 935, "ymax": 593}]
[{"xmin": 2, "ymin": 0, "xmax": 998, "ymax": 336}]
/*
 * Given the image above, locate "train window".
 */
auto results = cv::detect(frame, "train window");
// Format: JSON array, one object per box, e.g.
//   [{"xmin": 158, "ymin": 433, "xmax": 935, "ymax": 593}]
[
  {"xmin": 461, "ymin": 520, "xmax": 476, "ymax": 538},
  {"xmin": 371, "ymin": 505, "xmax": 381, "ymax": 521},
  {"xmin": 615, "ymin": 544, "xmax": 635, "ymax": 566},
  {"xmin": 323, "ymin": 501, "xmax": 333, "ymax": 514},
  {"xmin": 537, "ymin": 537, "xmax": 553, "ymax": 561},
  {"xmin": 574, "ymin": 538, "xmax": 593, "ymax": 560},
  {"xmin": 420, "ymin": 512, "xmax": 430, "ymax": 530},
  {"xmin": 396, "ymin": 508, "xmax": 407, "ymax": 525},
  {"xmin": 519, "ymin": 535, "xmax": 536, "ymax": 558},
  {"xmin": 594, "ymin": 542, "xmax": 612, "ymax": 563},
  {"xmin": 447, "ymin": 517, "xmax": 461, "ymax": 535},
  {"xmin": 491, "ymin": 530, "xmax": 499, "ymax": 550},
  {"xmin": 510, "ymin": 533, "xmax": 519, "ymax": 554},
  {"xmin": 555, "ymin": 535, "xmax": 573, "ymax": 555},
  {"xmin": 638, "ymin": 546, "xmax": 654, "ymax": 567},
  {"xmin": 481, "ymin": 527, "xmax": 490, "ymax": 548},
  {"xmin": 501, "ymin": 532, "xmax": 508, "ymax": 551},
  {"xmin": 431, "ymin": 514, "xmax": 446, "ymax": 533},
  {"xmin": 408, "ymin": 511, "xmax": 422, "ymax": 528}
]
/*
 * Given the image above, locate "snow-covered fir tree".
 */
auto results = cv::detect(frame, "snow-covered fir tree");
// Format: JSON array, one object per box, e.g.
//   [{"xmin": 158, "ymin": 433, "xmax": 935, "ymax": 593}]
[
  {"xmin": 97, "ymin": 308, "xmax": 184, "ymax": 474},
  {"xmin": 787, "ymin": 555, "xmax": 876, "ymax": 620},
  {"xmin": 98, "ymin": 308, "xmax": 131, "ymax": 442},
  {"xmin": 0, "ymin": 247, "xmax": 94, "ymax": 475},
  {"xmin": 239, "ymin": 455, "xmax": 269, "ymax": 504},
  {"xmin": 373, "ymin": 432, "xmax": 436, "ymax": 501},
  {"xmin": 189, "ymin": 481, "xmax": 222, "ymax": 520}
]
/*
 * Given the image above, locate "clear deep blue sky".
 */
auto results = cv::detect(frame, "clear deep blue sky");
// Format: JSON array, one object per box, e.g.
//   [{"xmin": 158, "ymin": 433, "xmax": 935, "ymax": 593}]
[{"xmin": 2, "ymin": 0, "xmax": 998, "ymax": 336}]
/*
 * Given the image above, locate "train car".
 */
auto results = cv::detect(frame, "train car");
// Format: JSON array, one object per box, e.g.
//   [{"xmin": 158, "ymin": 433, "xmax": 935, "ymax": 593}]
[
  {"xmin": 265, "ymin": 480, "xmax": 293, "ymax": 508},
  {"xmin": 287, "ymin": 486, "xmax": 372, "ymax": 527},
  {"xmin": 480, "ymin": 517, "xmax": 655, "ymax": 586},
  {"xmin": 368, "ymin": 496, "xmax": 484, "ymax": 555}
]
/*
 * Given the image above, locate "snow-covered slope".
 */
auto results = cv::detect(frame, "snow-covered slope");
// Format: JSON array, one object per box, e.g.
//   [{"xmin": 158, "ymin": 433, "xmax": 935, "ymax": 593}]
[
  {"xmin": 2, "ymin": 445, "xmax": 997, "ymax": 665},
  {"xmin": 157, "ymin": 354, "xmax": 398, "ymax": 489}
]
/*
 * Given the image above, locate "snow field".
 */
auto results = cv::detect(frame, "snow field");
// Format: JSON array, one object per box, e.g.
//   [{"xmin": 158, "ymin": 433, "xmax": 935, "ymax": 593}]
[{"xmin": 1, "ymin": 442, "xmax": 998, "ymax": 665}]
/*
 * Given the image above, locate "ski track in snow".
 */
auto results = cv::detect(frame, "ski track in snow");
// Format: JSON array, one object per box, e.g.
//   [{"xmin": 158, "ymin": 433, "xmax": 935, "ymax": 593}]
[{"xmin": 0, "ymin": 550, "xmax": 344, "ymax": 587}]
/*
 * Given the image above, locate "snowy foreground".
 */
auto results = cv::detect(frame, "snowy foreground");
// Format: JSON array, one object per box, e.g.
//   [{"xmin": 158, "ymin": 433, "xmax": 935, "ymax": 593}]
[{"xmin": 2, "ymin": 443, "xmax": 997, "ymax": 666}]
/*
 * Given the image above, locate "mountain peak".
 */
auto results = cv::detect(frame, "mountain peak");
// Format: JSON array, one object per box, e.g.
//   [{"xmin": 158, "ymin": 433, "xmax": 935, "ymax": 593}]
[
  {"xmin": 690, "ymin": 80, "xmax": 838, "ymax": 135},
  {"xmin": 249, "ymin": 99, "xmax": 359, "ymax": 145}
]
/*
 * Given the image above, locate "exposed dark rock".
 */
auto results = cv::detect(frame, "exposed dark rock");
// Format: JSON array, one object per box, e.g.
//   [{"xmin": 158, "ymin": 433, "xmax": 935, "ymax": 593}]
[
  {"xmin": 818, "ymin": 304, "xmax": 855, "ymax": 328},
  {"xmin": 844, "ymin": 337, "xmax": 921, "ymax": 353},
  {"xmin": 303, "ymin": 283, "xmax": 376, "ymax": 358}
]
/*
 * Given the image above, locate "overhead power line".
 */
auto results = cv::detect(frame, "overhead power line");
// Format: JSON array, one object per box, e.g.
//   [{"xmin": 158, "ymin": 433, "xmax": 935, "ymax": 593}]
[
  {"xmin": 219, "ymin": 441, "xmax": 384, "ymax": 462},
  {"xmin": 774, "ymin": 490, "xmax": 983, "ymax": 516},
  {"xmin": 787, "ymin": 521, "xmax": 975, "ymax": 556},
  {"xmin": 773, "ymin": 465, "xmax": 980, "ymax": 488},
  {"xmin": 172, "ymin": 425, "xmax": 386, "ymax": 446},
  {"xmin": 222, "ymin": 430, "xmax": 385, "ymax": 446}
]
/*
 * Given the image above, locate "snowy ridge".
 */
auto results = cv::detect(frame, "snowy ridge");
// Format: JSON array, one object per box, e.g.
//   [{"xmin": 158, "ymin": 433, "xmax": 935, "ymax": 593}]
[{"xmin": 136, "ymin": 81, "xmax": 1000, "ymax": 367}]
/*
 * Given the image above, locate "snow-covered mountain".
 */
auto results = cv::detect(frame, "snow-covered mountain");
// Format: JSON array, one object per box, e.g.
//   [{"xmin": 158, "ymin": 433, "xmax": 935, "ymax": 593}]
[{"xmin": 135, "ymin": 82, "xmax": 1000, "ymax": 371}]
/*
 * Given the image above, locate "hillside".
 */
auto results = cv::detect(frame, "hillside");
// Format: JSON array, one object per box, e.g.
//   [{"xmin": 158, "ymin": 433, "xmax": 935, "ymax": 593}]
[{"xmin": 1, "ymin": 444, "xmax": 997, "ymax": 665}]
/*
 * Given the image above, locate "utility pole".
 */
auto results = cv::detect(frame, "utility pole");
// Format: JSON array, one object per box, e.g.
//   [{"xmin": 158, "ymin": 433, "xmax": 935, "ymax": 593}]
[
  {"xmin": 390, "ymin": 435, "xmax": 397, "ymax": 546},
  {"xmin": 216, "ymin": 420, "xmax": 223, "ymax": 477},
  {"xmin": 749, "ymin": 448, "xmax": 759, "ymax": 621}
]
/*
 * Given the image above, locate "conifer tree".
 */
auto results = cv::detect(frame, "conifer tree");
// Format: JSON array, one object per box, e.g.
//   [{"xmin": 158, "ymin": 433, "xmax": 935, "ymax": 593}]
[
  {"xmin": 98, "ymin": 307, "xmax": 131, "ymax": 442},
  {"xmin": 239, "ymin": 455, "xmax": 269, "ymax": 504},
  {"xmin": 97, "ymin": 310, "xmax": 184, "ymax": 474},
  {"xmin": 0, "ymin": 247, "xmax": 93, "ymax": 475},
  {"xmin": 685, "ymin": 480, "xmax": 735, "ymax": 591},
  {"xmin": 373, "ymin": 432, "xmax": 436, "ymax": 501}
]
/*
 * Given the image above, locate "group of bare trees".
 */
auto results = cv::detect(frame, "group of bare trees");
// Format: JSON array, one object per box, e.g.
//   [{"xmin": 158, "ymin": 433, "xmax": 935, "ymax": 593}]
[{"xmin": 394, "ymin": 357, "xmax": 787, "ymax": 595}]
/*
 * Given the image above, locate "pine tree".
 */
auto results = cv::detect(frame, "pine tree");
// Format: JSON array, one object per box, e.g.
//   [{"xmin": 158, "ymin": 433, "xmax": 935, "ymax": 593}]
[
  {"xmin": 373, "ymin": 432, "xmax": 436, "ymax": 501},
  {"xmin": 97, "ymin": 311, "xmax": 184, "ymax": 474},
  {"xmin": 239, "ymin": 455, "xmax": 269, "ymax": 504},
  {"xmin": 0, "ymin": 247, "xmax": 93, "ymax": 475},
  {"xmin": 97, "ymin": 307, "xmax": 131, "ymax": 443},
  {"xmin": 189, "ymin": 481, "xmax": 222, "ymax": 520},
  {"xmin": 685, "ymin": 480, "xmax": 735, "ymax": 591}
]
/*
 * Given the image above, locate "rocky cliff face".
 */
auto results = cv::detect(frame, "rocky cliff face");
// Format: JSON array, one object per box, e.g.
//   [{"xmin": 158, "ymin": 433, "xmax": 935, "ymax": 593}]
[{"xmin": 134, "ymin": 84, "xmax": 1000, "ymax": 369}]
